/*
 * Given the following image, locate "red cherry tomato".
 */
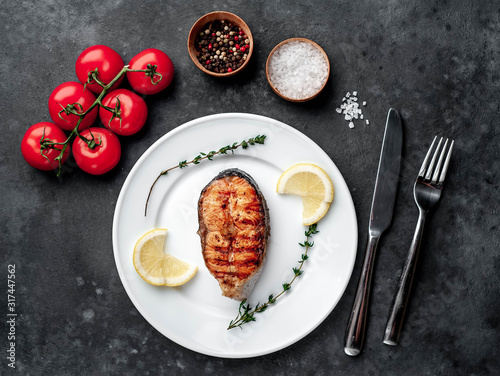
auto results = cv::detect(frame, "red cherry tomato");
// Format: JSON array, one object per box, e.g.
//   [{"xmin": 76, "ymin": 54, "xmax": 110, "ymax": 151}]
[
  {"xmin": 99, "ymin": 89, "xmax": 148, "ymax": 136},
  {"xmin": 21, "ymin": 122, "xmax": 70, "ymax": 171},
  {"xmin": 72, "ymin": 128, "xmax": 121, "ymax": 175},
  {"xmin": 48, "ymin": 81, "xmax": 98, "ymax": 131},
  {"xmin": 75, "ymin": 45, "xmax": 124, "ymax": 94},
  {"xmin": 127, "ymin": 48, "xmax": 174, "ymax": 95}
]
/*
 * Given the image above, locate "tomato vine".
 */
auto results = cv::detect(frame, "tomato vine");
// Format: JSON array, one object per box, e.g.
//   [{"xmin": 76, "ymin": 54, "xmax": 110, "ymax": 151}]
[{"xmin": 41, "ymin": 64, "xmax": 162, "ymax": 176}]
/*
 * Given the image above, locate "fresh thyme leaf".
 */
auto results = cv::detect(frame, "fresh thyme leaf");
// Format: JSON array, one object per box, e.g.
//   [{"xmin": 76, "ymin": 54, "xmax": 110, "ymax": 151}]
[
  {"xmin": 207, "ymin": 151, "xmax": 216, "ymax": 161},
  {"xmin": 254, "ymin": 135, "xmax": 266, "ymax": 144},
  {"xmin": 227, "ymin": 224, "xmax": 318, "ymax": 330},
  {"xmin": 219, "ymin": 145, "xmax": 231, "ymax": 154},
  {"xmin": 238, "ymin": 300, "xmax": 247, "ymax": 316},
  {"xmin": 144, "ymin": 134, "xmax": 267, "ymax": 216},
  {"xmin": 243, "ymin": 315, "xmax": 255, "ymax": 323}
]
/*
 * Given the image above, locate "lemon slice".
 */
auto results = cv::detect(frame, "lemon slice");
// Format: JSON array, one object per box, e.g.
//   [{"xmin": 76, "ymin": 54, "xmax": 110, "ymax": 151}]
[
  {"xmin": 276, "ymin": 163, "xmax": 334, "ymax": 225},
  {"xmin": 133, "ymin": 228, "xmax": 197, "ymax": 286}
]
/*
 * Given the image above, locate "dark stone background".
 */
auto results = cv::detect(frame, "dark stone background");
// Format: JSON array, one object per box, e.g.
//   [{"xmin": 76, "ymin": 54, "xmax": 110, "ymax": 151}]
[{"xmin": 1, "ymin": 0, "xmax": 498, "ymax": 374}]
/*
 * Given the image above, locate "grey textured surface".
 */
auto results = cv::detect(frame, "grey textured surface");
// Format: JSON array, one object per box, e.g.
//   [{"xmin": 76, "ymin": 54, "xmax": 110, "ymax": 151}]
[{"xmin": 1, "ymin": 0, "xmax": 499, "ymax": 375}]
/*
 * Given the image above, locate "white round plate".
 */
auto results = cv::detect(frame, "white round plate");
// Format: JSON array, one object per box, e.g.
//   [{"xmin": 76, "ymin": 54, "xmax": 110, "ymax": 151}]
[{"xmin": 112, "ymin": 113, "xmax": 357, "ymax": 358}]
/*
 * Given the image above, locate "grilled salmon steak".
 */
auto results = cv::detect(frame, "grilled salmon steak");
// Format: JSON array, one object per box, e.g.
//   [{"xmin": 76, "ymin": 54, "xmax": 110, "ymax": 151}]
[{"xmin": 197, "ymin": 169, "xmax": 270, "ymax": 300}]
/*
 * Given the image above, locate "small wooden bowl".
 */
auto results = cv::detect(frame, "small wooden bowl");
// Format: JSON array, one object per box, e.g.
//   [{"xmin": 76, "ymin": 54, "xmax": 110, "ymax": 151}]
[
  {"xmin": 266, "ymin": 38, "xmax": 330, "ymax": 102},
  {"xmin": 187, "ymin": 11, "xmax": 253, "ymax": 77}
]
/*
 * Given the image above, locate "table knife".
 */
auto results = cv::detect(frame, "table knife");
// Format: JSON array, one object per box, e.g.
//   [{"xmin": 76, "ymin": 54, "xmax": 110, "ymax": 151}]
[{"xmin": 344, "ymin": 108, "xmax": 403, "ymax": 356}]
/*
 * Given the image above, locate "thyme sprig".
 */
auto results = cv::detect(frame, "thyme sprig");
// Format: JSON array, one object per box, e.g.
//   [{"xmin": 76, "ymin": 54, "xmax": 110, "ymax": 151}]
[
  {"xmin": 227, "ymin": 224, "xmax": 319, "ymax": 330},
  {"xmin": 144, "ymin": 135, "xmax": 266, "ymax": 216}
]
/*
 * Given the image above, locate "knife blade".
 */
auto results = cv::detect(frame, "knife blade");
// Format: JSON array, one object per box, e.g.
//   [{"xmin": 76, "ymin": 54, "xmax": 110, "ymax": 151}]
[{"xmin": 344, "ymin": 108, "xmax": 403, "ymax": 356}]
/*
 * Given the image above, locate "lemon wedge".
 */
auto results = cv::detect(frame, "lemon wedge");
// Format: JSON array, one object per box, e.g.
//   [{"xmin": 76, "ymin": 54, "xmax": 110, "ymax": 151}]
[
  {"xmin": 276, "ymin": 163, "xmax": 334, "ymax": 225},
  {"xmin": 133, "ymin": 228, "xmax": 197, "ymax": 286}
]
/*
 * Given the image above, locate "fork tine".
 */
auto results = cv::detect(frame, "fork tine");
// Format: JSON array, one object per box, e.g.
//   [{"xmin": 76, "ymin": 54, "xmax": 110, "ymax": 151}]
[
  {"xmin": 431, "ymin": 138, "xmax": 449, "ymax": 183},
  {"xmin": 424, "ymin": 137, "xmax": 443, "ymax": 180},
  {"xmin": 438, "ymin": 140, "xmax": 454, "ymax": 184},
  {"xmin": 418, "ymin": 136, "xmax": 437, "ymax": 177}
]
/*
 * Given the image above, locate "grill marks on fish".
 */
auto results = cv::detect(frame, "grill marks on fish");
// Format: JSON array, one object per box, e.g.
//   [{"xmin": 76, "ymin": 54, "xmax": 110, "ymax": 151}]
[{"xmin": 197, "ymin": 169, "xmax": 270, "ymax": 300}]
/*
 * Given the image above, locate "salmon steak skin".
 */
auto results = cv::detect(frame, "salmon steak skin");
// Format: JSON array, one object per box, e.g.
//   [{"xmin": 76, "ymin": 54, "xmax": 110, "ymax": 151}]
[{"xmin": 197, "ymin": 169, "xmax": 270, "ymax": 301}]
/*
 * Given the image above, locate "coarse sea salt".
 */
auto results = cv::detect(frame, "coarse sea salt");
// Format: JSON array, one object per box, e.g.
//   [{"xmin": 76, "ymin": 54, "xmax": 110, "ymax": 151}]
[
  {"xmin": 267, "ymin": 41, "xmax": 328, "ymax": 100},
  {"xmin": 335, "ymin": 91, "xmax": 369, "ymax": 129}
]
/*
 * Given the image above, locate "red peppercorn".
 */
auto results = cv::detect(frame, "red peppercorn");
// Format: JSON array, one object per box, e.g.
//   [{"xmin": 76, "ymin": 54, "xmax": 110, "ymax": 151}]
[
  {"xmin": 239, "ymin": 30, "xmax": 244, "ymax": 35},
  {"xmin": 234, "ymin": 36, "xmax": 239, "ymax": 41},
  {"xmin": 208, "ymin": 43, "xmax": 213, "ymax": 50},
  {"xmin": 240, "ymin": 46, "xmax": 245, "ymax": 52},
  {"xmin": 227, "ymin": 68, "xmax": 233, "ymax": 72},
  {"xmin": 212, "ymin": 32, "xmax": 216, "ymax": 37},
  {"xmin": 206, "ymin": 60, "xmax": 211, "ymax": 65},
  {"xmin": 235, "ymin": 44, "xmax": 240, "ymax": 50}
]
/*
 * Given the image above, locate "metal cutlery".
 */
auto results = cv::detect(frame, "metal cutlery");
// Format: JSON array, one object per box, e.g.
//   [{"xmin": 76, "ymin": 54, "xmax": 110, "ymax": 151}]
[
  {"xmin": 383, "ymin": 136, "xmax": 454, "ymax": 346},
  {"xmin": 344, "ymin": 108, "xmax": 403, "ymax": 356}
]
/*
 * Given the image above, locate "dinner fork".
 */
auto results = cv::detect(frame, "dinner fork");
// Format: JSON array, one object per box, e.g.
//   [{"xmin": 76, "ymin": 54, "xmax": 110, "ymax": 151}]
[{"xmin": 383, "ymin": 136, "xmax": 454, "ymax": 346}]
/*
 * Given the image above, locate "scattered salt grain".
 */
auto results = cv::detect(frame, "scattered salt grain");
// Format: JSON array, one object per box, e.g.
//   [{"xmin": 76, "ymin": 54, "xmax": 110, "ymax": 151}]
[
  {"xmin": 335, "ymin": 91, "xmax": 369, "ymax": 129},
  {"xmin": 267, "ymin": 41, "xmax": 329, "ymax": 100}
]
